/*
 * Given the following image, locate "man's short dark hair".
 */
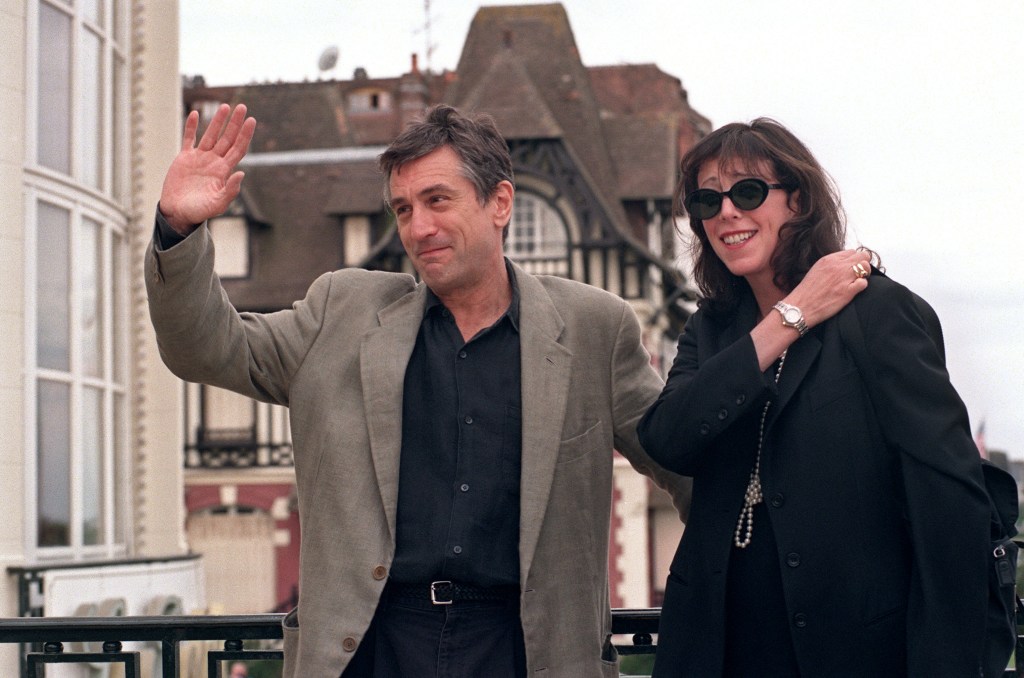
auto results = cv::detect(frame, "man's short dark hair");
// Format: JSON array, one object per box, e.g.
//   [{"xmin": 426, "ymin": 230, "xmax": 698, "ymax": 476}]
[{"xmin": 378, "ymin": 105, "xmax": 515, "ymax": 208}]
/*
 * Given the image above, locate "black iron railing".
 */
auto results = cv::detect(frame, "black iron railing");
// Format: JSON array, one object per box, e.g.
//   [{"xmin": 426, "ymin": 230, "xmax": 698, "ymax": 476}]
[{"xmin": 0, "ymin": 609, "xmax": 658, "ymax": 677}]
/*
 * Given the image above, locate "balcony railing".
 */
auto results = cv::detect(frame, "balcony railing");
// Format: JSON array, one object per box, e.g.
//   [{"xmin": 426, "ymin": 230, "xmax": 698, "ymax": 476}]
[
  {"xmin": 3, "ymin": 608, "xmax": 1022, "ymax": 677},
  {"xmin": 0, "ymin": 609, "xmax": 657, "ymax": 678}
]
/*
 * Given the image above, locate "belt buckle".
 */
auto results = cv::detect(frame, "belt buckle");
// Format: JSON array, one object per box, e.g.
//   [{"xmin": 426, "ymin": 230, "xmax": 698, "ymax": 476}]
[{"xmin": 430, "ymin": 580, "xmax": 453, "ymax": 605}]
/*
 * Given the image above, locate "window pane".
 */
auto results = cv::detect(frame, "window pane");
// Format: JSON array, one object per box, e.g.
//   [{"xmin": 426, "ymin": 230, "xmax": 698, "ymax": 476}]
[
  {"xmin": 81, "ymin": 0, "xmax": 102, "ymax": 25},
  {"xmin": 37, "ymin": 202, "xmax": 71, "ymax": 371},
  {"xmin": 81, "ymin": 29, "xmax": 104, "ymax": 190},
  {"xmin": 81, "ymin": 218, "xmax": 103, "ymax": 377},
  {"xmin": 82, "ymin": 387, "xmax": 105, "ymax": 545},
  {"xmin": 113, "ymin": 0, "xmax": 126, "ymax": 45},
  {"xmin": 112, "ymin": 56, "xmax": 128, "ymax": 203},
  {"xmin": 112, "ymin": 231, "xmax": 125, "ymax": 383},
  {"xmin": 113, "ymin": 393, "xmax": 126, "ymax": 544},
  {"xmin": 38, "ymin": 380, "xmax": 71, "ymax": 547},
  {"xmin": 38, "ymin": 4, "xmax": 72, "ymax": 173}
]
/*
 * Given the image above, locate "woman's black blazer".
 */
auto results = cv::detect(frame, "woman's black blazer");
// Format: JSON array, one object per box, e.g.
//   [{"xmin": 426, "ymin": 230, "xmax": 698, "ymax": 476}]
[{"xmin": 639, "ymin": 274, "xmax": 990, "ymax": 677}]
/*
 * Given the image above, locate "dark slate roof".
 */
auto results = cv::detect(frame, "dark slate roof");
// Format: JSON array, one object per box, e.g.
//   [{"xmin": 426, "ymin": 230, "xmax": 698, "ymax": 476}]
[
  {"xmin": 445, "ymin": 3, "xmax": 629, "ymax": 233},
  {"xmin": 603, "ymin": 114, "xmax": 678, "ymax": 199},
  {"xmin": 589, "ymin": 63, "xmax": 711, "ymax": 200},
  {"xmin": 183, "ymin": 2, "xmax": 710, "ymax": 293},
  {"xmin": 322, "ymin": 159, "xmax": 386, "ymax": 215}
]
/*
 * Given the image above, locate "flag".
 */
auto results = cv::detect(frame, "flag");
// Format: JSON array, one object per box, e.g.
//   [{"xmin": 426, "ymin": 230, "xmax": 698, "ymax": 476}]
[{"xmin": 974, "ymin": 420, "xmax": 988, "ymax": 459}]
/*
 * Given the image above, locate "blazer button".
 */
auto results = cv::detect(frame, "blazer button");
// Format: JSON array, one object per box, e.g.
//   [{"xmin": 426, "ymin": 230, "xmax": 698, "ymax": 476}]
[
  {"xmin": 342, "ymin": 637, "xmax": 358, "ymax": 652},
  {"xmin": 372, "ymin": 565, "xmax": 388, "ymax": 580},
  {"xmin": 770, "ymin": 493, "xmax": 784, "ymax": 508},
  {"xmin": 717, "ymin": 408, "xmax": 728, "ymax": 420},
  {"xmin": 735, "ymin": 394, "xmax": 746, "ymax": 405},
  {"xmin": 793, "ymin": 613, "xmax": 808, "ymax": 628},
  {"xmin": 699, "ymin": 423, "xmax": 711, "ymax": 435},
  {"xmin": 786, "ymin": 552, "xmax": 801, "ymax": 568}
]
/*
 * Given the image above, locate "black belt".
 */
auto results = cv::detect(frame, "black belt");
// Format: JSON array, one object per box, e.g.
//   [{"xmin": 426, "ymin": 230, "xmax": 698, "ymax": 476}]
[{"xmin": 388, "ymin": 580, "xmax": 519, "ymax": 606}]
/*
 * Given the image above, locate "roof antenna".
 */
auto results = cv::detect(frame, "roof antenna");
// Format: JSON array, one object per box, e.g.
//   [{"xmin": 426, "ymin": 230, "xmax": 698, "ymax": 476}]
[{"xmin": 423, "ymin": 0, "xmax": 436, "ymax": 73}]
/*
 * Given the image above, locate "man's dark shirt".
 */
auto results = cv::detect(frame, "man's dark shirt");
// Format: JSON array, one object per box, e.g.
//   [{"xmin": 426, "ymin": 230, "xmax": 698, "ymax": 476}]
[
  {"xmin": 390, "ymin": 263, "xmax": 523, "ymax": 588},
  {"xmin": 155, "ymin": 213, "xmax": 525, "ymax": 588}
]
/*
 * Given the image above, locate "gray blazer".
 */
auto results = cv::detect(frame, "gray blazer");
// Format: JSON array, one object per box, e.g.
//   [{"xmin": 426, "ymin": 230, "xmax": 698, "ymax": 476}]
[{"xmin": 146, "ymin": 225, "xmax": 691, "ymax": 677}]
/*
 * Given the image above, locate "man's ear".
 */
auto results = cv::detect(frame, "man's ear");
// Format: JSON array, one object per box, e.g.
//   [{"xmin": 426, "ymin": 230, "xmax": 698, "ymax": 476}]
[{"xmin": 490, "ymin": 180, "xmax": 515, "ymax": 229}]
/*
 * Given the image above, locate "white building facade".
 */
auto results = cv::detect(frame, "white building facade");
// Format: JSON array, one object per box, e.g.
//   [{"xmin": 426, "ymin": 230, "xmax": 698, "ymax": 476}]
[{"xmin": 1, "ymin": 0, "xmax": 201, "ymax": 673}]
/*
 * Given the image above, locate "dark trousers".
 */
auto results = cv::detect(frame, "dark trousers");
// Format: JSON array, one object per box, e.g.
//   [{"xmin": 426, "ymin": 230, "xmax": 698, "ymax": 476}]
[{"xmin": 341, "ymin": 585, "xmax": 527, "ymax": 678}]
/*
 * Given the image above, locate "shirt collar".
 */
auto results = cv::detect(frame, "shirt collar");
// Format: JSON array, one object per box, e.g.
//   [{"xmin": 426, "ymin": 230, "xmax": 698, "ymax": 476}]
[{"xmin": 424, "ymin": 258, "xmax": 520, "ymax": 331}]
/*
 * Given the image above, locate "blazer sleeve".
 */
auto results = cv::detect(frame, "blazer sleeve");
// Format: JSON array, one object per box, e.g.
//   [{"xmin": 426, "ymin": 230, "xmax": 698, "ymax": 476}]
[
  {"xmin": 607, "ymin": 301, "xmax": 693, "ymax": 521},
  {"xmin": 145, "ymin": 221, "xmax": 331, "ymax": 407},
  {"xmin": 638, "ymin": 311, "xmax": 779, "ymax": 476},
  {"xmin": 855, "ymin": 282, "xmax": 989, "ymax": 675}
]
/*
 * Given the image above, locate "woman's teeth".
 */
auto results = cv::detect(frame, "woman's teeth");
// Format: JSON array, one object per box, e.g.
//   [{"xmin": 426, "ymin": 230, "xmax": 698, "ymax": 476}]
[{"xmin": 723, "ymin": 232, "xmax": 754, "ymax": 245}]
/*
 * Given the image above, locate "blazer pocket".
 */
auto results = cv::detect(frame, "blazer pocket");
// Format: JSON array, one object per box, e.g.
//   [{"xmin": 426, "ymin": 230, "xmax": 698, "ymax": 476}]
[
  {"xmin": 809, "ymin": 368, "xmax": 860, "ymax": 411},
  {"xmin": 556, "ymin": 420, "xmax": 603, "ymax": 464}
]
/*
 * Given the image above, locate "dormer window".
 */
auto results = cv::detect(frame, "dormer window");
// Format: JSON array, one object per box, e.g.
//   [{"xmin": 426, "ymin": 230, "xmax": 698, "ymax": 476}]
[
  {"xmin": 348, "ymin": 88, "xmax": 391, "ymax": 113},
  {"xmin": 193, "ymin": 99, "xmax": 223, "ymax": 124}
]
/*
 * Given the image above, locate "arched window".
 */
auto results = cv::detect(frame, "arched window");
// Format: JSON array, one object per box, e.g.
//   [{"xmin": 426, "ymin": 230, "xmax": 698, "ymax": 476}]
[{"xmin": 508, "ymin": 193, "xmax": 569, "ymax": 269}]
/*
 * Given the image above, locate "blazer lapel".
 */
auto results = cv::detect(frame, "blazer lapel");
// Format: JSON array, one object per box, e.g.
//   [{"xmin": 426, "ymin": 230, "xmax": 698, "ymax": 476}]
[
  {"xmin": 360, "ymin": 284, "xmax": 427, "ymax": 542},
  {"xmin": 514, "ymin": 266, "xmax": 573, "ymax": 580},
  {"xmin": 766, "ymin": 331, "xmax": 821, "ymax": 430}
]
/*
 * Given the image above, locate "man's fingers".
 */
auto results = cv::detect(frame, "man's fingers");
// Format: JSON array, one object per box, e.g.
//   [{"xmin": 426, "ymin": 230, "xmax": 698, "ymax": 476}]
[
  {"xmin": 223, "ymin": 116, "xmax": 257, "ymax": 168},
  {"xmin": 197, "ymin": 103, "xmax": 231, "ymax": 152},
  {"xmin": 223, "ymin": 171, "xmax": 246, "ymax": 202},
  {"xmin": 213, "ymin": 104, "xmax": 250, "ymax": 156},
  {"xmin": 181, "ymin": 110, "xmax": 200, "ymax": 151}
]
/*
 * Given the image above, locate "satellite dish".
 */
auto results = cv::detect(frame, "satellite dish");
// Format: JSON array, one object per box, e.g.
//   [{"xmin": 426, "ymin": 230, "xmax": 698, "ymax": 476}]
[{"xmin": 318, "ymin": 46, "xmax": 339, "ymax": 72}]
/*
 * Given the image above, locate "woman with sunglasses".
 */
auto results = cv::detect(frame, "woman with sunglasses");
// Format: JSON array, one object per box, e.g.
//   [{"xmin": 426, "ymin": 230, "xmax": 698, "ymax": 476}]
[{"xmin": 638, "ymin": 118, "xmax": 990, "ymax": 677}]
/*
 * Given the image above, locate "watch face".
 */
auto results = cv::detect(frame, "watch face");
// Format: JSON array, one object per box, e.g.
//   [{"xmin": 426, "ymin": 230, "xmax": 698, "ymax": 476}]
[{"xmin": 783, "ymin": 307, "xmax": 801, "ymax": 323}]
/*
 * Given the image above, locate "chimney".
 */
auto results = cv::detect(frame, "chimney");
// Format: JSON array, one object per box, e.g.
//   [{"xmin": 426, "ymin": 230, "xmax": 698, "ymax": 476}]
[{"xmin": 399, "ymin": 52, "xmax": 429, "ymax": 128}]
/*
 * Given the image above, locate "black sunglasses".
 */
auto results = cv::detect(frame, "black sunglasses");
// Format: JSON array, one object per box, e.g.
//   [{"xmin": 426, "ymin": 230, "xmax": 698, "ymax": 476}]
[{"xmin": 683, "ymin": 178, "xmax": 786, "ymax": 220}]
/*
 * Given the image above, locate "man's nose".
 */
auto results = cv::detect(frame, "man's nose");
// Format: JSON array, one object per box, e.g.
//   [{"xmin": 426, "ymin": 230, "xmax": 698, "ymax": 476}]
[{"xmin": 408, "ymin": 207, "xmax": 439, "ymax": 237}]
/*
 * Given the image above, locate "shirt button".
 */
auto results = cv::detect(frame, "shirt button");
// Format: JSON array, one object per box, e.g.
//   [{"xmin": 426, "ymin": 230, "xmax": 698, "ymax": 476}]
[
  {"xmin": 793, "ymin": 613, "xmax": 808, "ymax": 628},
  {"xmin": 464, "ymin": 415, "xmax": 473, "ymax": 425},
  {"xmin": 770, "ymin": 493, "xmax": 784, "ymax": 508},
  {"xmin": 458, "ymin": 350, "xmax": 467, "ymax": 359},
  {"xmin": 460, "ymin": 483, "xmax": 470, "ymax": 492},
  {"xmin": 717, "ymin": 408, "xmax": 728, "ymax": 420},
  {"xmin": 786, "ymin": 553, "xmax": 801, "ymax": 568},
  {"xmin": 372, "ymin": 565, "xmax": 388, "ymax": 580},
  {"xmin": 342, "ymin": 637, "xmax": 358, "ymax": 652},
  {"xmin": 453, "ymin": 545, "xmax": 463, "ymax": 554},
  {"xmin": 735, "ymin": 394, "xmax": 746, "ymax": 405}
]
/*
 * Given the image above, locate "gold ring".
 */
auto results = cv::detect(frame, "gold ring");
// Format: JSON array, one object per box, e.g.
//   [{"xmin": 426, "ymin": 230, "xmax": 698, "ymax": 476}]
[{"xmin": 852, "ymin": 262, "xmax": 869, "ymax": 279}]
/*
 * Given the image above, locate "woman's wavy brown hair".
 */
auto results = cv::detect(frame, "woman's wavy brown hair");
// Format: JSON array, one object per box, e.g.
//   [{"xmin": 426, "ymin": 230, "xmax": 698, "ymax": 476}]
[{"xmin": 678, "ymin": 118, "xmax": 847, "ymax": 317}]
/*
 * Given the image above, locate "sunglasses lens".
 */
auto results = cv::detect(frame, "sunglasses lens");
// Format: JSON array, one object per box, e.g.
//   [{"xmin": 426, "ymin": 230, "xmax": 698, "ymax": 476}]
[
  {"xmin": 729, "ymin": 179, "xmax": 769, "ymax": 210},
  {"xmin": 685, "ymin": 190, "xmax": 722, "ymax": 220}
]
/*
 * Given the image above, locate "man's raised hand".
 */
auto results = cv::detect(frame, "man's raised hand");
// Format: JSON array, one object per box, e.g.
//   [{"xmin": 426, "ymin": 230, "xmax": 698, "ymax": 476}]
[{"xmin": 159, "ymin": 103, "xmax": 257, "ymax": 235}]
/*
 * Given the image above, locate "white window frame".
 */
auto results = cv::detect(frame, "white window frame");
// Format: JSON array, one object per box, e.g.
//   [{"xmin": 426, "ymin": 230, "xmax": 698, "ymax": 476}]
[
  {"xmin": 24, "ymin": 0, "xmax": 131, "ymax": 562},
  {"xmin": 508, "ymin": 192, "xmax": 569, "ymax": 260}
]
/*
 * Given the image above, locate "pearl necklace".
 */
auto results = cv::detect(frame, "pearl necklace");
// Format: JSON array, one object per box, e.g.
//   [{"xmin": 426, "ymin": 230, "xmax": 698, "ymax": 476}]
[{"xmin": 733, "ymin": 349, "xmax": 787, "ymax": 549}]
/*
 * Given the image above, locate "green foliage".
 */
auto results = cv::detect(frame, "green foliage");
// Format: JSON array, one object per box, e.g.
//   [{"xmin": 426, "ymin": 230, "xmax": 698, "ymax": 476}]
[{"xmin": 618, "ymin": 653, "xmax": 656, "ymax": 675}]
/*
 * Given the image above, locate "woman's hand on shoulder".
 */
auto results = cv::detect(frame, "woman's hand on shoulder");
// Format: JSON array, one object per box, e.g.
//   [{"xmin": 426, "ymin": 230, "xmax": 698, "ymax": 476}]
[{"xmin": 786, "ymin": 249, "xmax": 871, "ymax": 329}]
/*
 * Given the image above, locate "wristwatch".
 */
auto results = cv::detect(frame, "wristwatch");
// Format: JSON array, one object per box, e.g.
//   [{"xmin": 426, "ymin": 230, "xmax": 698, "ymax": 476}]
[{"xmin": 773, "ymin": 301, "xmax": 808, "ymax": 337}]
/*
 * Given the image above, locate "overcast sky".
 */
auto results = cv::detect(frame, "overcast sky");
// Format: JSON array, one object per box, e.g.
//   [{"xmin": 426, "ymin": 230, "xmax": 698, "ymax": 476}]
[{"xmin": 180, "ymin": 0, "xmax": 1024, "ymax": 458}]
